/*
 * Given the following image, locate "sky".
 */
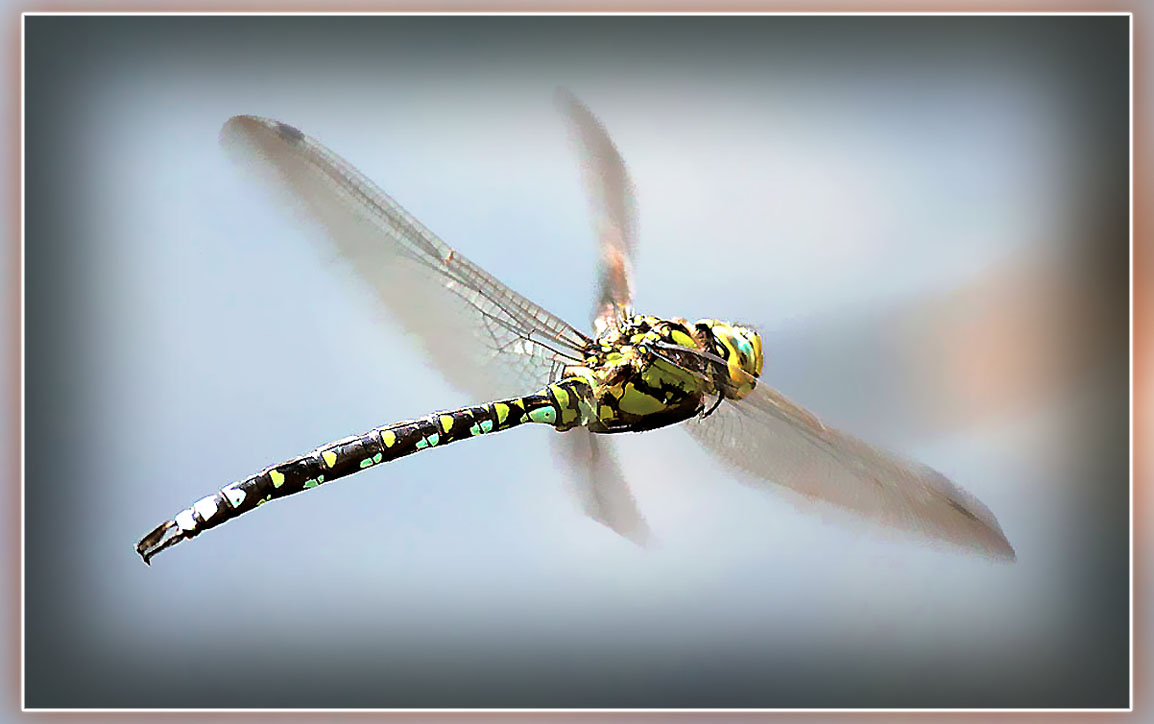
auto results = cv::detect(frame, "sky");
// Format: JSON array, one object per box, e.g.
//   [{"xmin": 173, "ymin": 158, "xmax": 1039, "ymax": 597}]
[{"xmin": 20, "ymin": 14, "xmax": 1129, "ymax": 709}]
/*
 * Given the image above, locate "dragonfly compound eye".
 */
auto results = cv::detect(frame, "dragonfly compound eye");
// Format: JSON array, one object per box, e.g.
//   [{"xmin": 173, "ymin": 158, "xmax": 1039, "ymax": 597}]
[
  {"xmin": 697, "ymin": 320, "xmax": 763, "ymax": 399},
  {"xmin": 734, "ymin": 325, "xmax": 764, "ymax": 378}
]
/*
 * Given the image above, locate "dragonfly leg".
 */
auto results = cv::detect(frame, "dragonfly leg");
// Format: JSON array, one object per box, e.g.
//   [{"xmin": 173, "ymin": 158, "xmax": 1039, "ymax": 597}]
[{"xmin": 701, "ymin": 392, "xmax": 725, "ymax": 419}]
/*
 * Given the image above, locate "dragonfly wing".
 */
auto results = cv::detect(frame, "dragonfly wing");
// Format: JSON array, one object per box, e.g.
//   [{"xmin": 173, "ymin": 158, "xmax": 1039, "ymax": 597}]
[
  {"xmin": 686, "ymin": 380, "xmax": 1016, "ymax": 560},
  {"xmin": 554, "ymin": 93, "xmax": 651, "ymax": 541},
  {"xmin": 221, "ymin": 115, "xmax": 592, "ymax": 400},
  {"xmin": 552, "ymin": 429, "xmax": 652, "ymax": 546},
  {"xmin": 557, "ymin": 90, "xmax": 638, "ymax": 335}
]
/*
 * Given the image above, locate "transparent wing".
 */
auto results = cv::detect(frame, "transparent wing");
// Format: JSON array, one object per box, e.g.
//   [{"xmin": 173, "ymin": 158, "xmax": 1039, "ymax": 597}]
[
  {"xmin": 221, "ymin": 115, "xmax": 592, "ymax": 400},
  {"xmin": 551, "ymin": 430, "xmax": 652, "ymax": 546},
  {"xmin": 557, "ymin": 89, "xmax": 638, "ymax": 335},
  {"xmin": 685, "ymin": 363, "xmax": 1016, "ymax": 559},
  {"xmin": 555, "ymin": 91, "xmax": 650, "ymax": 542}
]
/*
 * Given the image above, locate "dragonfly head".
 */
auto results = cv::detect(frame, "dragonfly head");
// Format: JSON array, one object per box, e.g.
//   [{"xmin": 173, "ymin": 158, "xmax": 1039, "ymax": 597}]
[{"xmin": 696, "ymin": 319, "xmax": 764, "ymax": 400}]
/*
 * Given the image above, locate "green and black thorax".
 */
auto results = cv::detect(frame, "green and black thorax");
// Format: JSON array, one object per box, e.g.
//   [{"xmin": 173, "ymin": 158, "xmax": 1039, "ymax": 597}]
[{"xmin": 568, "ymin": 315, "xmax": 716, "ymax": 433}]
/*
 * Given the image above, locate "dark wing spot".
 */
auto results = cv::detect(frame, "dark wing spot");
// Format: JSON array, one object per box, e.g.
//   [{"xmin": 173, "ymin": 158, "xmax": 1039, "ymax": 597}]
[
  {"xmin": 947, "ymin": 498, "xmax": 981, "ymax": 522},
  {"xmin": 275, "ymin": 122, "xmax": 305, "ymax": 142}
]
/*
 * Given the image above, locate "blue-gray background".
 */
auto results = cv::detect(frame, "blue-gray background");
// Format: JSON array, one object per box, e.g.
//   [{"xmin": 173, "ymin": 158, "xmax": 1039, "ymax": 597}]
[{"xmin": 24, "ymin": 16, "xmax": 1128, "ymax": 708}]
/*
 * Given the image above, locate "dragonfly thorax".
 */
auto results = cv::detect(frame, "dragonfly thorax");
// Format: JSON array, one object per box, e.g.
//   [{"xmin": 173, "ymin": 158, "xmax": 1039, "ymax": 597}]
[{"xmin": 562, "ymin": 315, "xmax": 762, "ymax": 434}]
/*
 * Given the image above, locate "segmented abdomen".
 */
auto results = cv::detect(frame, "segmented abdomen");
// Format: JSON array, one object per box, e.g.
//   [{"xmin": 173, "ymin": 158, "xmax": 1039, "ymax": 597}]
[{"xmin": 135, "ymin": 379, "xmax": 591, "ymax": 563}]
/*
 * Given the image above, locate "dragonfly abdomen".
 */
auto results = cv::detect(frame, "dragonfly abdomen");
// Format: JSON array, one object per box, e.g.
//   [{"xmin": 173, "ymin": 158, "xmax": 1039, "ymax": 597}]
[{"xmin": 135, "ymin": 379, "xmax": 592, "ymax": 563}]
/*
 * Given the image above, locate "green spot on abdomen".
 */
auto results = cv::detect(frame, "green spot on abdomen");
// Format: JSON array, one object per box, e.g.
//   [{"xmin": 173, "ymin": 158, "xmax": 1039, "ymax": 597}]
[
  {"xmin": 427, "ymin": 433, "xmax": 440, "ymax": 446},
  {"xmin": 303, "ymin": 478, "xmax": 319, "ymax": 489},
  {"xmin": 360, "ymin": 451, "xmax": 384, "ymax": 468},
  {"xmin": 529, "ymin": 406, "xmax": 558, "ymax": 425}
]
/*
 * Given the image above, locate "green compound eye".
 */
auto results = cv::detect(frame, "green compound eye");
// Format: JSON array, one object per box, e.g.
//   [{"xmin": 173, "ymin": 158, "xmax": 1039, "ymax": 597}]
[{"xmin": 735, "ymin": 336, "xmax": 753, "ymax": 361}]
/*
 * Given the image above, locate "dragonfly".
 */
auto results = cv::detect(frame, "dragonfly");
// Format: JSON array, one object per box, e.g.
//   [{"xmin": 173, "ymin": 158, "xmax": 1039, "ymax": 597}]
[{"xmin": 135, "ymin": 91, "xmax": 1015, "ymax": 564}]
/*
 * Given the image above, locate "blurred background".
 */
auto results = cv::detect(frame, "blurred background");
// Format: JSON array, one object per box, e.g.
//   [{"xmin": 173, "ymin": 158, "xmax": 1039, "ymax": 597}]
[{"xmin": 22, "ymin": 15, "xmax": 1128, "ymax": 708}]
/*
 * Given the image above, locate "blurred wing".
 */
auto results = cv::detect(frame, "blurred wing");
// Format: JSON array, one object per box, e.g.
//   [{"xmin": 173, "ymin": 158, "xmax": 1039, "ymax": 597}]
[
  {"xmin": 221, "ymin": 115, "xmax": 591, "ymax": 400},
  {"xmin": 761, "ymin": 250, "xmax": 1099, "ymax": 442},
  {"xmin": 555, "ymin": 91, "xmax": 648, "ymax": 540},
  {"xmin": 686, "ymin": 376, "xmax": 1016, "ymax": 560},
  {"xmin": 551, "ymin": 430, "xmax": 652, "ymax": 546},
  {"xmin": 557, "ymin": 89, "xmax": 638, "ymax": 335}
]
